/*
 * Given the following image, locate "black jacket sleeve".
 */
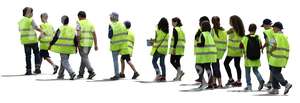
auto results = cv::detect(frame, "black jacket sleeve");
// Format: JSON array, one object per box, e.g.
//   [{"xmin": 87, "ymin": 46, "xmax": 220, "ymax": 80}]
[
  {"xmin": 108, "ymin": 25, "xmax": 113, "ymax": 39},
  {"xmin": 50, "ymin": 29, "xmax": 60, "ymax": 46},
  {"xmin": 173, "ymin": 28, "xmax": 178, "ymax": 48},
  {"xmin": 194, "ymin": 30, "xmax": 205, "ymax": 47}
]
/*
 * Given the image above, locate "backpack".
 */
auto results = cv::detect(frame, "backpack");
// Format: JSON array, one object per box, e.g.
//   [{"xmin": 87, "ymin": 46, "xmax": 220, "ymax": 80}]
[{"xmin": 246, "ymin": 35, "xmax": 260, "ymax": 60}]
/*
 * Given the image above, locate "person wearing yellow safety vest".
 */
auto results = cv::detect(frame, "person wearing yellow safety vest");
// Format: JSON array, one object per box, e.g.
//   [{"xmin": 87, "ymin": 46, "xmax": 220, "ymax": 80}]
[
  {"xmin": 267, "ymin": 22, "xmax": 292, "ymax": 95},
  {"xmin": 194, "ymin": 21, "xmax": 216, "ymax": 89},
  {"xmin": 39, "ymin": 13, "xmax": 59, "ymax": 74},
  {"xmin": 49, "ymin": 15, "xmax": 78, "ymax": 80},
  {"xmin": 261, "ymin": 18, "xmax": 274, "ymax": 89},
  {"xmin": 151, "ymin": 17, "xmax": 169, "ymax": 82},
  {"xmin": 240, "ymin": 24, "xmax": 265, "ymax": 91},
  {"xmin": 210, "ymin": 16, "xmax": 226, "ymax": 88},
  {"xmin": 169, "ymin": 17, "xmax": 185, "ymax": 81},
  {"xmin": 194, "ymin": 16, "xmax": 210, "ymax": 83},
  {"xmin": 224, "ymin": 15, "xmax": 245, "ymax": 87},
  {"xmin": 18, "ymin": 7, "xmax": 43, "ymax": 75},
  {"xmin": 119, "ymin": 21, "xmax": 140, "ymax": 79},
  {"xmin": 108, "ymin": 12, "xmax": 128, "ymax": 80},
  {"xmin": 76, "ymin": 11, "xmax": 98, "ymax": 79}
]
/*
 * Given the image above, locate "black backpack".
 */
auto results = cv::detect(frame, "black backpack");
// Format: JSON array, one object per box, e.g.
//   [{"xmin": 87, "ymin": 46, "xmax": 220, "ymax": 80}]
[{"xmin": 246, "ymin": 35, "xmax": 260, "ymax": 60}]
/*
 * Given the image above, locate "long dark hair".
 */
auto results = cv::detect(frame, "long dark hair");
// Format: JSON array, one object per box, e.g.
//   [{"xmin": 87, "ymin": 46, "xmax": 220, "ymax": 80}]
[
  {"xmin": 157, "ymin": 17, "xmax": 169, "ymax": 34},
  {"xmin": 212, "ymin": 16, "xmax": 224, "ymax": 37},
  {"xmin": 230, "ymin": 15, "xmax": 245, "ymax": 37},
  {"xmin": 172, "ymin": 17, "xmax": 182, "ymax": 27}
]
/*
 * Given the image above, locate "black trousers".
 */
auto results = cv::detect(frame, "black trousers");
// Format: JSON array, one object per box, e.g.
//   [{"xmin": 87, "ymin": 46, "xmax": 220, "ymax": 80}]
[
  {"xmin": 170, "ymin": 55, "xmax": 182, "ymax": 70},
  {"xmin": 23, "ymin": 43, "xmax": 41, "ymax": 71},
  {"xmin": 223, "ymin": 56, "xmax": 241, "ymax": 80},
  {"xmin": 212, "ymin": 59, "xmax": 221, "ymax": 78}
]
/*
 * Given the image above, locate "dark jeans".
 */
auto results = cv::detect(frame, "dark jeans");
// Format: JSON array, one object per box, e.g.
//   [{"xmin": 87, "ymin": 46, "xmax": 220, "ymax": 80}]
[
  {"xmin": 269, "ymin": 65, "xmax": 288, "ymax": 89},
  {"xmin": 24, "ymin": 43, "xmax": 41, "ymax": 71},
  {"xmin": 170, "ymin": 55, "xmax": 182, "ymax": 70},
  {"xmin": 212, "ymin": 59, "xmax": 221, "ymax": 78},
  {"xmin": 152, "ymin": 52, "xmax": 166, "ymax": 77},
  {"xmin": 224, "ymin": 56, "xmax": 241, "ymax": 80}
]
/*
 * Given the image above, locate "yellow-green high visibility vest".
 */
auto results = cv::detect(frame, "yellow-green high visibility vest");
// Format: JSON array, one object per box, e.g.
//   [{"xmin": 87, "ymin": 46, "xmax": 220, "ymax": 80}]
[
  {"xmin": 51, "ymin": 25, "xmax": 76, "ymax": 54},
  {"xmin": 195, "ymin": 31, "xmax": 217, "ymax": 64},
  {"xmin": 120, "ymin": 30, "xmax": 135, "ymax": 56},
  {"xmin": 78, "ymin": 19, "xmax": 95, "ymax": 47},
  {"xmin": 227, "ymin": 30, "xmax": 243, "ymax": 57},
  {"xmin": 169, "ymin": 27, "xmax": 185, "ymax": 55},
  {"xmin": 110, "ymin": 21, "xmax": 128, "ymax": 51},
  {"xmin": 264, "ymin": 28, "xmax": 274, "ymax": 61},
  {"xmin": 151, "ymin": 29, "xmax": 169, "ymax": 55},
  {"xmin": 18, "ymin": 17, "xmax": 38, "ymax": 44},
  {"xmin": 211, "ymin": 28, "xmax": 227, "ymax": 59},
  {"xmin": 39, "ymin": 23, "xmax": 55, "ymax": 50},
  {"xmin": 269, "ymin": 32, "xmax": 289, "ymax": 68},
  {"xmin": 241, "ymin": 35, "xmax": 261, "ymax": 67}
]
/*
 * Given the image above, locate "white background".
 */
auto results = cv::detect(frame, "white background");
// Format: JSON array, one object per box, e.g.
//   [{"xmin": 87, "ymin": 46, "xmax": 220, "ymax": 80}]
[{"xmin": 0, "ymin": 0, "xmax": 299, "ymax": 102}]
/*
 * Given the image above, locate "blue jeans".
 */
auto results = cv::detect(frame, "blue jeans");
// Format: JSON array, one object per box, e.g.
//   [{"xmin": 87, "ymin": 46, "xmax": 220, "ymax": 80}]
[
  {"xmin": 78, "ymin": 47, "xmax": 94, "ymax": 75},
  {"xmin": 245, "ymin": 67, "xmax": 264, "ymax": 86},
  {"xmin": 152, "ymin": 52, "xmax": 166, "ymax": 77},
  {"xmin": 58, "ymin": 54, "xmax": 75, "ymax": 77},
  {"xmin": 24, "ymin": 43, "xmax": 41, "ymax": 71},
  {"xmin": 112, "ymin": 51, "xmax": 120, "ymax": 77},
  {"xmin": 269, "ymin": 65, "xmax": 288, "ymax": 89}
]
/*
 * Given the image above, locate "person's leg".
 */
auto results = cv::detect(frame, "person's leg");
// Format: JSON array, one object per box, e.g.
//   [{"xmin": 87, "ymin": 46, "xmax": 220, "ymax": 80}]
[
  {"xmin": 125, "ymin": 56, "xmax": 139, "ymax": 79},
  {"xmin": 57, "ymin": 57, "xmax": 65, "ymax": 79},
  {"xmin": 152, "ymin": 53, "xmax": 161, "ymax": 80},
  {"xmin": 81, "ymin": 47, "xmax": 95, "ymax": 75},
  {"xmin": 60, "ymin": 54, "xmax": 75, "ymax": 80},
  {"xmin": 78, "ymin": 47, "xmax": 86, "ymax": 77},
  {"xmin": 234, "ymin": 57, "xmax": 242, "ymax": 82},
  {"xmin": 24, "ymin": 44, "xmax": 32, "ymax": 74},
  {"xmin": 170, "ymin": 55, "xmax": 177, "ymax": 70},
  {"xmin": 245, "ymin": 67, "xmax": 251, "ymax": 90},
  {"xmin": 111, "ymin": 51, "xmax": 120, "ymax": 79},
  {"xmin": 174, "ymin": 55, "xmax": 184, "ymax": 81},
  {"xmin": 32, "ymin": 43, "xmax": 41, "ymax": 71},
  {"xmin": 212, "ymin": 59, "xmax": 221, "ymax": 86},
  {"xmin": 159, "ymin": 54, "xmax": 166, "ymax": 79},
  {"xmin": 44, "ymin": 57, "xmax": 59, "ymax": 74},
  {"xmin": 252, "ymin": 67, "xmax": 265, "ymax": 90},
  {"xmin": 224, "ymin": 56, "xmax": 235, "ymax": 85},
  {"xmin": 120, "ymin": 56, "xmax": 126, "ymax": 75},
  {"xmin": 204, "ymin": 63, "xmax": 213, "ymax": 86}
]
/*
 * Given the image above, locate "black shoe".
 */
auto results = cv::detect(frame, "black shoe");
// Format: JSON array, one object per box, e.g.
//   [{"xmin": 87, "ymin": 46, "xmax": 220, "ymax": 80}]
[
  {"xmin": 206, "ymin": 85, "xmax": 214, "ymax": 90},
  {"xmin": 70, "ymin": 73, "xmax": 76, "ymax": 80},
  {"xmin": 212, "ymin": 84, "xmax": 218, "ymax": 88},
  {"xmin": 159, "ymin": 76, "xmax": 166, "ymax": 82},
  {"xmin": 25, "ymin": 71, "xmax": 32, "ymax": 75},
  {"xmin": 53, "ymin": 65, "xmax": 59, "ymax": 74},
  {"xmin": 225, "ymin": 79, "xmax": 235, "ymax": 86},
  {"xmin": 132, "ymin": 72, "xmax": 140, "ymax": 79},
  {"xmin": 258, "ymin": 80, "xmax": 265, "ymax": 91},
  {"xmin": 57, "ymin": 75, "xmax": 64, "ymax": 79},
  {"xmin": 88, "ymin": 73, "xmax": 96, "ymax": 79},
  {"xmin": 195, "ymin": 78, "xmax": 202, "ymax": 82},
  {"xmin": 232, "ymin": 81, "xmax": 242, "ymax": 87},
  {"xmin": 34, "ymin": 69, "xmax": 41, "ymax": 74},
  {"xmin": 77, "ymin": 75, "xmax": 84, "ymax": 79},
  {"xmin": 119, "ymin": 73, "xmax": 125, "ymax": 78},
  {"xmin": 110, "ymin": 76, "xmax": 120, "ymax": 80}
]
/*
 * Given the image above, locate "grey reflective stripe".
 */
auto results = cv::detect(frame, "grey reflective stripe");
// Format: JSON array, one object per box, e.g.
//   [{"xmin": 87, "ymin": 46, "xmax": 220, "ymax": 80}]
[
  {"xmin": 275, "ymin": 47, "xmax": 289, "ymax": 52},
  {"xmin": 215, "ymin": 40, "xmax": 227, "ymax": 44},
  {"xmin": 196, "ymin": 52, "xmax": 217, "ymax": 55},
  {"xmin": 40, "ymin": 41, "xmax": 50, "ymax": 43},
  {"xmin": 153, "ymin": 45, "xmax": 168, "ymax": 48},
  {"xmin": 156, "ymin": 39, "xmax": 168, "ymax": 42},
  {"xmin": 21, "ymin": 34, "xmax": 36, "ymax": 37},
  {"xmin": 111, "ymin": 40, "xmax": 128, "ymax": 44},
  {"xmin": 20, "ymin": 29, "xmax": 33, "ymax": 31},
  {"xmin": 217, "ymin": 48, "xmax": 226, "ymax": 51},
  {"xmin": 59, "ymin": 37, "xmax": 73, "ymax": 40},
  {"xmin": 114, "ymin": 32, "xmax": 128, "ymax": 36},
  {"xmin": 80, "ymin": 37, "xmax": 93, "ymax": 40},
  {"xmin": 229, "ymin": 39, "xmax": 241, "ymax": 43},
  {"xmin": 270, "ymin": 53, "xmax": 288, "ymax": 59},
  {"xmin": 81, "ymin": 31, "xmax": 93, "ymax": 33},
  {"xmin": 54, "ymin": 43, "xmax": 74, "ymax": 46},
  {"xmin": 205, "ymin": 45, "xmax": 216, "ymax": 48},
  {"xmin": 128, "ymin": 45, "xmax": 133, "ymax": 48},
  {"xmin": 170, "ymin": 45, "xmax": 185, "ymax": 48},
  {"xmin": 172, "ymin": 39, "xmax": 185, "ymax": 42},
  {"xmin": 228, "ymin": 46, "xmax": 242, "ymax": 50}
]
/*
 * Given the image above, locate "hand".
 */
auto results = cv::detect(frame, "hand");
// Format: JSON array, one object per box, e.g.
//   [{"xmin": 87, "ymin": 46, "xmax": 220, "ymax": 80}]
[
  {"xmin": 94, "ymin": 46, "xmax": 98, "ymax": 51},
  {"xmin": 172, "ymin": 49, "xmax": 176, "ymax": 55}
]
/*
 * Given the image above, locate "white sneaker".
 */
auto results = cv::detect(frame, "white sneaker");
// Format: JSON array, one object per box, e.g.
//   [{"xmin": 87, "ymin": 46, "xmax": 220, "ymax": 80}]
[
  {"xmin": 284, "ymin": 83, "xmax": 292, "ymax": 95},
  {"xmin": 268, "ymin": 89, "xmax": 279, "ymax": 94}
]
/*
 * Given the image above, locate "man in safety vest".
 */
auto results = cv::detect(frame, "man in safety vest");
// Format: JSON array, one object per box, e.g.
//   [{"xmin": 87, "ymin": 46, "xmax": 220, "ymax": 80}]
[
  {"xmin": 76, "ymin": 11, "xmax": 98, "ymax": 79},
  {"xmin": 18, "ymin": 7, "xmax": 43, "ymax": 75},
  {"xmin": 267, "ymin": 22, "xmax": 292, "ymax": 95}
]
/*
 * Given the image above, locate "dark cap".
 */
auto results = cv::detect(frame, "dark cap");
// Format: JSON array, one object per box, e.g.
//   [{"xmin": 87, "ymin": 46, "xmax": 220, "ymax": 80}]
[
  {"xmin": 261, "ymin": 19, "xmax": 272, "ymax": 27},
  {"xmin": 272, "ymin": 22, "xmax": 283, "ymax": 29}
]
